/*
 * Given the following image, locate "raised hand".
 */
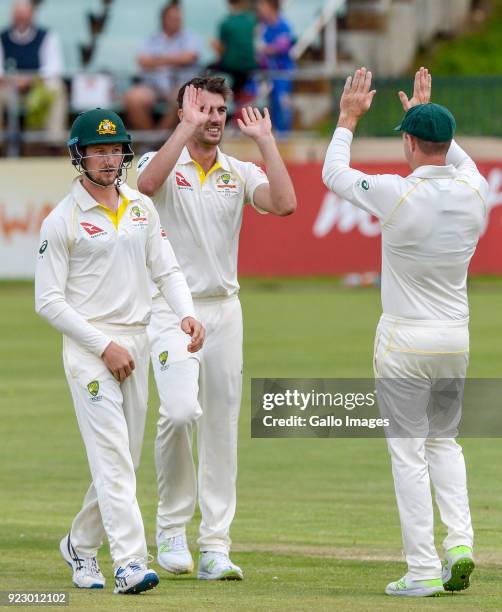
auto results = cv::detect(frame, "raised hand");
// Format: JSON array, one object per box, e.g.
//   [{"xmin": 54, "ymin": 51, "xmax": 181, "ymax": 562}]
[
  {"xmin": 237, "ymin": 107, "xmax": 273, "ymax": 142},
  {"xmin": 181, "ymin": 84, "xmax": 210, "ymax": 128},
  {"xmin": 398, "ymin": 67, "xmax": 431, "ymax": 112},
  {"xmin": 339, "ymin": 67, "xmax": 376, "ymax": 119}
]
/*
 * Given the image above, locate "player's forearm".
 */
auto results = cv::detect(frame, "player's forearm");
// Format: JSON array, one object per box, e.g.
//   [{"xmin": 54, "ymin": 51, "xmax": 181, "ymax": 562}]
[
  {"xmin": 322, "ymin": 127, "xmax": 363, "ymax": 198},
  {"xmin": 446, "ymin": 139, "xmax": 479, "ymax": 174},
  {"xmin": 156, "ymin": 270, "xmax": 195, "ymax": 322},
  {"xmin": 336, "ymin": 112, "xmax": 359, "ymax": 133},
  {"xmin": 137, "ymin": 122, "xmax": 195, "ymax": 196},
  {"xmin": 255, "ymin": 135, "xmax": 296, "ymax": 216},
  {"xmin": 36, "ymin": 300, "xmax": 111, "ymax": 356}
]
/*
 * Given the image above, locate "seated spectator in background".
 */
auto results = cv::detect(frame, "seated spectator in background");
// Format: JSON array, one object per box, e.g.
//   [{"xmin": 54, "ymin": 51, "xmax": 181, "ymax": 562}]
[
  {"xmin": 0, "ymin": 0, "xmax": 67, "ymax": 141},
  {"xmin": 209, "ymin": 0, "xmax": 256, "ymax": 105},
  {"xmin": 256, "ymin": 0, "xmax": 295, "ymax": 134},
  {"xmin": 124, "ymin": 1, "xmax": 201, "ymax": 130}
]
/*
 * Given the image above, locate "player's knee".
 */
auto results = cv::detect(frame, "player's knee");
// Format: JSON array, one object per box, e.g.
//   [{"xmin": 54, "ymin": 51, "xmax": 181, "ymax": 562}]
[
  {"xmin": 159, "ymin": 394, "xmax": 201, "ymax": 430},
  {"xmin": 170, "ymin": 408, "xmax": 200, "ymax": 430}
]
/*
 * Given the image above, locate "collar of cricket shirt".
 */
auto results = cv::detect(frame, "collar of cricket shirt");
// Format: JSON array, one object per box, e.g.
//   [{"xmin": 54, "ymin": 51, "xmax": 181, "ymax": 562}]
[
  {"xmin": 72, "ymin": 178, "xmax": 139, "ymax": 211},
  {"xmin": 179, "ymin": 146, "xmax": 231, "ymax": 173},
  {"xmin": 410, "ymin": 164, "xmax": 456, "ymax": 179}
]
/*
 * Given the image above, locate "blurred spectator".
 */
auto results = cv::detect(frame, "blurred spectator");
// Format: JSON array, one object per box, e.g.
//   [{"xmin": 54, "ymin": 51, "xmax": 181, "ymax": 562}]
[
  {"xmin": 124, "ymin": 1, "xmax": 201, "ymax": 130},
  {"xmin": 256, "ymin": 0, "xmax": 295, "ymax": 134},
  {"xmin": 209, "ymin": 0, "xmax": 257, "ymax": 104},
  {"xmin": 0, "ymin": 0, "xmax": 67, "ymax": 141}
]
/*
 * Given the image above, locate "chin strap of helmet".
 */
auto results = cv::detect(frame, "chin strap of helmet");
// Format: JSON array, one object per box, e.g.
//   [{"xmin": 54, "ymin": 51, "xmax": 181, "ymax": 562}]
[{"xmin": 68, "ymin": 140, "xmax": 134, "ymax": 187}]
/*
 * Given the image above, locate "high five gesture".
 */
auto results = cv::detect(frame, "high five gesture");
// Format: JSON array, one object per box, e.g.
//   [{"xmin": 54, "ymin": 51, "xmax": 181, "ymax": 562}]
[
  {"xmin": 398, "ymin": 67, "xmax": 432, "ymax": 112},
  {"xmin": 337, "ymin": 67, "xmax": 376, "ymax": 132}
]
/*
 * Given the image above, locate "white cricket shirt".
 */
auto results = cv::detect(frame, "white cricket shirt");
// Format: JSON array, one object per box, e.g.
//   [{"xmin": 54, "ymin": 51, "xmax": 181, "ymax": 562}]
[
  {"xmin": 35, "ymin": 179, "xmax": 195, "ymax": 356},
  {"xmin": 322, "ymin": 128, "xmax": 488, "ymax": 320},
  {"xmin": 137, "ymin": 146, "xmax": 269, "ymax": 298}
]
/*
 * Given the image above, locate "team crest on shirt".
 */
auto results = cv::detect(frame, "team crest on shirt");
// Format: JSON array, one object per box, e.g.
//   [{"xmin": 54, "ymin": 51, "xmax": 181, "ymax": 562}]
[
  {"xmin": 176, "ymin": 172, "xmax": 193, "ymax": 190},
  {"xmin": 97, "ymin": 119, "xmax": 117, "ymax": 135},
  {"xmin": 80, "ymin": 222, "xmax": 107, "ymax": 238},
  {"xmin": 130, "ymin": 205, "xmax": 148, "ymax": 226},
  {"xmin": 159, "ymin": 351, "xmax": 169, "ymax": 371},
  {"xmin": 216, "ymin": 172, "xmax": 240, "ymax": 196}
]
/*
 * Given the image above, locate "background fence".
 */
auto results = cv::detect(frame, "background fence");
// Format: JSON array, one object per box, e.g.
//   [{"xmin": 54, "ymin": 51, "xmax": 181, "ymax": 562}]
[{"xmin": 330, "ymin": 76, "xmax": 502, "ymax": 137}]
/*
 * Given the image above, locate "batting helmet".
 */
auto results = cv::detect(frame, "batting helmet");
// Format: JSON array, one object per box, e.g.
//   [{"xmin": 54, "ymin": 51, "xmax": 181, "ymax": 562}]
[{"xmin": 67, "ymin": 108, "xmax": 134, "ymax": 170}]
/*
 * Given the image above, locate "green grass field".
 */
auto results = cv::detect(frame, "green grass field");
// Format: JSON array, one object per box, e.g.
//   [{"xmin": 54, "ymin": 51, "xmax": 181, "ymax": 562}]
[{"xmin": 1, "ymin": 279, "xmax": 502, "ymax": 611}]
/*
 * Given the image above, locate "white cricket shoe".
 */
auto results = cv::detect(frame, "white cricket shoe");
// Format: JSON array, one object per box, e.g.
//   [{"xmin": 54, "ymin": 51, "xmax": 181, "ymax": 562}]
[
  {"xmin": 442, "ymin": 545, "xmax": 475, "ymax": 591},
  {"xmin": 59, "ymin": 534, "xmax": 105, "ymax": 589},
  {"xmin": 197, "ymin": 551, "xmax": 243, "ymax": 581},
  {"xmin": 385, "ymin": 574, "xmax": 444, "ymax": 597},
  {"xmin": 157, "ymin": 534, "xmax": 194, "ymax": 574},
  {"xmin": 114, "ymin": 561, "xmax": 159, "ymax": 594}
]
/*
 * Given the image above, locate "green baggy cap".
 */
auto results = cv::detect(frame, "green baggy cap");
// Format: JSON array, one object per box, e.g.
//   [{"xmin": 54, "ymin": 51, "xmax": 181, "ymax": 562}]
[
  {"xmin": 67, "ymin": 108, "xmax": 131, "ymax": 147},
  {"xmin": 395, "ymin": 103, "xmax": 456, "ymax": 142}
]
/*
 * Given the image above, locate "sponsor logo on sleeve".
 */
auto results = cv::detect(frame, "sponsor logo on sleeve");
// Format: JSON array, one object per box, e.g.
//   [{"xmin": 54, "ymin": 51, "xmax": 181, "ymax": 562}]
[
  {"xmin": 137, "ymin": 155, "xmax": 150, "ymax": 170},
  {"xmin": 38, "ymin": 239, "xmax": 48, "ymax": 254}
]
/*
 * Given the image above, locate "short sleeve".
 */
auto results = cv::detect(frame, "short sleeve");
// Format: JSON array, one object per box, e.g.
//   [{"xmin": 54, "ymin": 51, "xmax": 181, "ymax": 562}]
[
  {"xmin": 137, "ymin": 151, "xmax": 156, "ymax": 175},
  {"xmin": 242, "ymin": 162, "xmax": 270, "ymax": 211},
  {"xmin": 136, "ymin": 151, "xmax": 169, "ymax": 204}
]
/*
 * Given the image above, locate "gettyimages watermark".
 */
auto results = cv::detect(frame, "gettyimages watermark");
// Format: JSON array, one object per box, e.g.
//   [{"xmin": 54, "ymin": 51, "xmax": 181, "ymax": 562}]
[{"xmin": 251, "ymin": 378, "xmax": 502, "ymax": 438}]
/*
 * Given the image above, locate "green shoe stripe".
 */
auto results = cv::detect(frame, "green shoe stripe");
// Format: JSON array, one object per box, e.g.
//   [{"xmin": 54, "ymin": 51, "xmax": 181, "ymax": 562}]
[
  {"xmin": 422, "ymin": 579, "xmax": 443, "ymax": 587},
  {"xmin": 447, "ymin": 545, "xmax": 472, "ymax": 557}
]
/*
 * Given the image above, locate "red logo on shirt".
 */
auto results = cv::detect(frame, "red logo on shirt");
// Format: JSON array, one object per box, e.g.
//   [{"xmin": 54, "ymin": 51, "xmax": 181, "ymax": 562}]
[
  {"xmin": 176, "ymin": 172, "xmax": 192, "ymax": 188},
  {"xmin": 160, "ymin": 226, "xmax": 167, "ymax": 239},
  {"xmin": 80, "ymin": 222, "xmax": 106, "ymax": 236}
]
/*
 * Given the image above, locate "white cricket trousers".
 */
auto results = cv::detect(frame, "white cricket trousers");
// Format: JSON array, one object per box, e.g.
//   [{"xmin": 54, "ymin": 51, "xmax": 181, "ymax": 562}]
[
  {"xmin": 374, "ymin": 313, "xmax": 473, "ymax": 580},
  {"xmin": 62, "ymin": 327, "xmax": 150, "ymax": 569},
  {"xmin": 148, "ymin": 294, "xmax": 243, "ymax": 553}
]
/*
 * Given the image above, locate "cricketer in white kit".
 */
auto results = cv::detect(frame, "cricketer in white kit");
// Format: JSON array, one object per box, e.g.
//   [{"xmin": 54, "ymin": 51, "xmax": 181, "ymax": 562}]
[
  {"xmin": 137, "ymin": 77, "xmax": 297, "ymax": 579},
  {"xmin": 35, "ymin": 108, "xmax": 204, "ymax": 594},
  {"xmin": 322, "ymin": 68, "xmax": 488, "ymax": 597}
]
